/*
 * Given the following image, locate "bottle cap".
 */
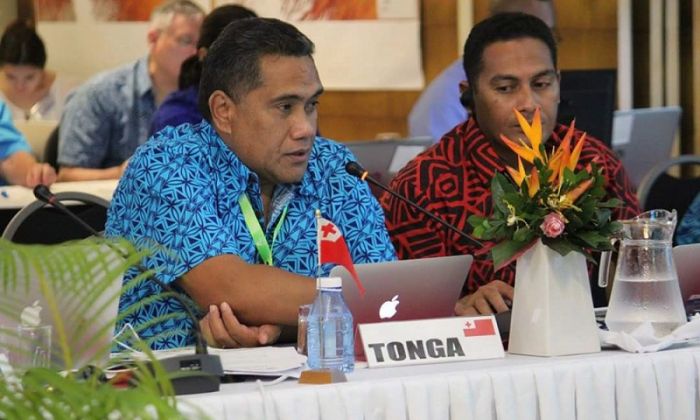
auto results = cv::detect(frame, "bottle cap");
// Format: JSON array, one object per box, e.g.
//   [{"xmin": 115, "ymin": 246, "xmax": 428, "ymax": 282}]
[{"xmin": 317, "ymin": 276, "xmax": 342, "ymax": 289}]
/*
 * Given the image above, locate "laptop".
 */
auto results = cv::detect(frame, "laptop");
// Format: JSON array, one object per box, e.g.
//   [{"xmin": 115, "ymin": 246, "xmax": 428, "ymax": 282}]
[
  {"xmin": 13, "ymin": 119, "xmax": 59, "ymax": 160},
  {"xmin": 344, "ymin": 137, "xmax": 433, "ymax": 184},
  {"xmin": 330, "ymin": 255, "xmax": 471, "ymax": 357},
  {"xmin": 612, "ymin": 107, "xmax": 682, "ymax": 188},
  {"xmin": 0, "ymin": 244, "xmax": 123, "ymax": 370},
  {"xmin": 674, "ymin": 243, "xmax": 700, "ymax": 303}
]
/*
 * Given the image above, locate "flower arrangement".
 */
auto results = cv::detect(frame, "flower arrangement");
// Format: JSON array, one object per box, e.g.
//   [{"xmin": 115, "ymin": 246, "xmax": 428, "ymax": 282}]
[{"xmin": 468, "ymin": 108, "xmax": 622, "ymax": 270}]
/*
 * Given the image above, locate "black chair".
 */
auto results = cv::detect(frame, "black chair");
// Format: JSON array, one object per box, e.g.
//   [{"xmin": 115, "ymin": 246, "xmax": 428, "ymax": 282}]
[
  {"xmin": 636, "ymin": 155, "xmax": 700, "ymax": 237},
  {"xmin": 2, "ymin": 191, "xmax": 109, "ymax": 244},
  {"xmin": 43, "ymin": 125, "xmax": 60, "ymax": 171}
]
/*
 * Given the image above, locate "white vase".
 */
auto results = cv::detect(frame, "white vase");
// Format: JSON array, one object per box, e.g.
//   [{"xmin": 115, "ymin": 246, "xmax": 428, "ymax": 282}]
[{"xmin": 508, "ymin": 239, "xmax": 601, "ymax": 356}]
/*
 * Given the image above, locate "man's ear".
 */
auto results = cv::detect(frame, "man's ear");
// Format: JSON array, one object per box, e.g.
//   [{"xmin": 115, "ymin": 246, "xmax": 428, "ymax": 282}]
[
  {"xmin": 209, "ymin": 90, "xmax": 235, "ymax": 135},
  {"xmin": 459, "ymin": 80, "xmax": 473, "ymax": 110},
  {"xmin": 147, "ymin": 28, "xmax": 161, "ymax": 48}
]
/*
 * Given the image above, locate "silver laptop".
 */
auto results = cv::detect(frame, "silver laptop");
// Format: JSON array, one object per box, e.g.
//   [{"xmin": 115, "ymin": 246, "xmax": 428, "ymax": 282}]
[
  {"xmin": 13, "ymin": 119, "xmax": 58, "ymax": 160},
  {"xmin": 331, "ymin": 255, "xmax": 472, "ymax": 324},
  {"xmin": 344, "ymin": 137, "xmax": 433, "ymax": 184},
  {"xmin": 0, "ymin": 244, "xmax": 122, "ymax": 370},
  {"xmin": 612, "ymin": 106, "xmax": 681, "ymax": 188},
  {"xmin": 674, "ymin": 243, "xmax": 700, "ymax": 302}
]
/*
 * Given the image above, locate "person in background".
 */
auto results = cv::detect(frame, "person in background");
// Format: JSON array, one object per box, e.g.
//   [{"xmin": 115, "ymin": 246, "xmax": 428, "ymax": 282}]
[
  {"xmin": 408, "ymin": 0, "xmax": 556, "ymax": 141},
  {"xmin": 150, "ymin": 4, "xmax": 257, "ymax": 135},
  {"xmin": 382, "ymin": 12, "xmax": 639, "ymax": 316},
  {"xmin": 0, "ymin": 99, "xmax": 55, "ymax": 186},
  {"xmin": 676, "ymin": 194, "xmax": 700, "ymax": 244},
  {"xmin": 57, "ymin": 0, "xmax": 204, "ymax": 182},
  {"xmin": 106, "ymin": 18, "xmax": 396, "ymax": 350},
  {"xmin": 0, "ymin": 20, "xmax": 75, "ymax": 121}
]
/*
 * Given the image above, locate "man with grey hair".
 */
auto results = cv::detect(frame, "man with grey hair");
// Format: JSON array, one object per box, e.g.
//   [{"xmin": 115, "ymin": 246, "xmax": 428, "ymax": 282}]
[
  {"xmin": 408, "ymin": 0, "xmax": 556, "ymax": 141},
  {"xmin": 57, "ymin": 0, "xmax": 204, "ymax": 181}
]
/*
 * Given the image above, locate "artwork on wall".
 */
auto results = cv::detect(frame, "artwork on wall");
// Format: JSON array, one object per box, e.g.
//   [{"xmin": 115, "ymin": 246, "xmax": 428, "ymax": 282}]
[
  {"xmin": 219, "ymin": 0, "xmax": 423, "ymax": 90},
  {"xmin": 90, "ymin": 0, "xmax": 163, "ymax": 21},
  {"xmin": 35, "ymin": 0, "xmax": 77, "ymax": 21}
]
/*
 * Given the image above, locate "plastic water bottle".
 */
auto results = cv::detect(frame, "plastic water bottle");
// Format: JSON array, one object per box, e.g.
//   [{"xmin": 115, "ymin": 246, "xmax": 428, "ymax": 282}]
[{"xmin": 306, "ymin": 277, "xmax": 354, "ymax": 372}]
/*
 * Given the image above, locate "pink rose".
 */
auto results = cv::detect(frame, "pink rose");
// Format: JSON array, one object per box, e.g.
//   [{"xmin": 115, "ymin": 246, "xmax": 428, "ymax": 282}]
[{"xmin": 540, "ymin": 212, "xmax": 566, "ymax": 238}]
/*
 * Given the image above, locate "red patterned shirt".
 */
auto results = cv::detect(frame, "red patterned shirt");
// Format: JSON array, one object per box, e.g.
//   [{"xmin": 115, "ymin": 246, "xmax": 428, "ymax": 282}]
[{"xmin": 380, "ymin": 117, "xmax": 640, "ymax": 296}]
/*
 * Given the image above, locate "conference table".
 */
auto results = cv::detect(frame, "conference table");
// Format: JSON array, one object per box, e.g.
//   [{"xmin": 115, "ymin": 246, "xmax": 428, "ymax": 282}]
[
  {"xmin": 0, "ymin": 180, "xmax": 119, "ymax": 232},
  {"xmin": 180, "ymin": 344, "xmax": 700, "ymax": 420}
]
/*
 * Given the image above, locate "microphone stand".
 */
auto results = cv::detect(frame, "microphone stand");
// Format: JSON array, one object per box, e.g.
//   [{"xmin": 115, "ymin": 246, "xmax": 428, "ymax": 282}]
[
  {"xmin": 345, "ymin": 161, "xmax": 483, "ymax": 247},
  {"xmin": 33, "ymin": 185, "xmax": 223, "ymax": 395}
]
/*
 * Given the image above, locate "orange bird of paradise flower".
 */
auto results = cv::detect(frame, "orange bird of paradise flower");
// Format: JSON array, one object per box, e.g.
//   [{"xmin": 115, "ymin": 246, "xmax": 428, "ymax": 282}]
[{"xmin": 501, "ymin": 108, "xmax": 589, "ymax": 198}]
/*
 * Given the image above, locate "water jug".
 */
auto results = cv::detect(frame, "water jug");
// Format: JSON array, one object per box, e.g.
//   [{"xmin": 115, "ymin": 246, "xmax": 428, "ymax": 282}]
[{"xmin": 599, "ymin": 209, "xmax": 686, "ymax": 336}]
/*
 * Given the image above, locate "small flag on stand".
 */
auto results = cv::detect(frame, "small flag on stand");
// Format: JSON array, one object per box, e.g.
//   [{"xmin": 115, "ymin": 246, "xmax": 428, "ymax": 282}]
[
  {"xmin": 316, "ymin": 210, "xmax": 365, "ymax": 296},
  {"xmin": 463, "ymin": 318, "xmax": 496, "ymax": 337}
]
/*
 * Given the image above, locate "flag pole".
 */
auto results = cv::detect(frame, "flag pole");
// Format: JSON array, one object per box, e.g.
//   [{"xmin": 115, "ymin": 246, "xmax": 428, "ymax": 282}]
[{"xmin": 315, "ymin": 209, "xmax": 322, "ymax": 281}]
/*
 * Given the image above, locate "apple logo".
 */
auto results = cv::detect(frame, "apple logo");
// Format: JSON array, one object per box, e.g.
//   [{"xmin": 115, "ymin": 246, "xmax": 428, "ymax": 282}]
[
  {"xmin": 20, "ymin": 300, "xmax": 42, "ymax": 327},
  {"xmin": 379, "ymin": 295, "xmax": 400, "ymax": 319}
]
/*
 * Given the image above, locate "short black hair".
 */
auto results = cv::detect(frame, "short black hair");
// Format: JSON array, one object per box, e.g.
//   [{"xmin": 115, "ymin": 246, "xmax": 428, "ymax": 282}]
[
  {"xmin": 0, "ymin": 20, "xmax": 47, "ymax": 68},
  {"xmin": 197, "ymin": 5, "xmax": 257, "ymax": 50},
  {"xmin": 463, "ymin": 12, "xmax": 557, "ymax": 92},
  {"xmin": 198, "ymin": 17, "xmax": 315, "ymax": 121}
]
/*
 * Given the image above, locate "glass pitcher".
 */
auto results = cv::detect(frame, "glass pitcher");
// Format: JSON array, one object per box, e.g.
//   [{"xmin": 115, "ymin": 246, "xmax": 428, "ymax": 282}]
[{"xmin": 599, "ymin": 209, "xmax": 686, "ymax": 336}]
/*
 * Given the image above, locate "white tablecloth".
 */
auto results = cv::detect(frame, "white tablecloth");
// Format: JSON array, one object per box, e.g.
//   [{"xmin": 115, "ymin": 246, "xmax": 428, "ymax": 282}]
[{"xmin": 180, "ymin": 345, "xmax": 700, "ymax": 420}]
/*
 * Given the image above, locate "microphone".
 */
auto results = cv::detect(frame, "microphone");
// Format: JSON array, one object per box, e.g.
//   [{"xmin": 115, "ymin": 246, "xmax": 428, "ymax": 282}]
[
  {"xmin": 345, "ymin": 161, "xmax": 483, "ymax": 247},
  {"xmin": 33, "ymin": 185, "xmax": 223, "ymax": 395}
]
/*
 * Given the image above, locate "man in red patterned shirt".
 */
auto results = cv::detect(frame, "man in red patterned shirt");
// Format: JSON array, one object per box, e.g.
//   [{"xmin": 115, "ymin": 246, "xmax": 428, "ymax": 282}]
[{"xmin": 381, "ymin": 12, "xmax": 639, "ymax": 316}]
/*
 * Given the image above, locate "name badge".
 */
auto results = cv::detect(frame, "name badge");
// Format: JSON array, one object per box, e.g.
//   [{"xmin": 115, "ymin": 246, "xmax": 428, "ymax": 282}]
[{"xmin": 359, "ymin": 316, "xmax": 504, "ymax": 368}]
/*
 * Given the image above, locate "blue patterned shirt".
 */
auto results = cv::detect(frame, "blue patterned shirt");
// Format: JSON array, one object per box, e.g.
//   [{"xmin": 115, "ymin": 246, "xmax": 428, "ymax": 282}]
[
  {"xmin": 0, "ymin": 100, "xmax": 31, "ymax": 185},
  {"xmin": 677, "ymin": 194, "xmax": 700, "ymax": 244},
  {"xmin": 106, "ymin": 121, "xmax": 397, "ymax": 349},
  {"xmin": 58, "ymin": 56, "xmax": 155, "ymax": 169}
]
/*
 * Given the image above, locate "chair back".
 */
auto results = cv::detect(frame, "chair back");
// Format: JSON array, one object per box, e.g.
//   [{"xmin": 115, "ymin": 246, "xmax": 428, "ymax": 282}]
[
  {"xmin": 2, "ymin": 191, "xmax": 109, "ymax": 244},
  {"xmin": 43, "ymin": 125, "xmax": 60, "ymax": 170},
  {"xmin": 636, "ymin": 155, "xmax": 700, "ymax": 233}
]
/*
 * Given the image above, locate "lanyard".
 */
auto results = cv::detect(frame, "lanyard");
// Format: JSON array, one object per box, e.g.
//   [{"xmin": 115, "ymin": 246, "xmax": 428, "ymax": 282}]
[{"xmin": 239, "ymin": 193, "xmax": 288, "ymax": 266}]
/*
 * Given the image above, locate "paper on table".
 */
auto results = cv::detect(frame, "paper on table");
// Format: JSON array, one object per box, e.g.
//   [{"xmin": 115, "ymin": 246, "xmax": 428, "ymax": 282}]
[
  {"xmin": 117, "ymin": 346, "xmax": 307, "ymax": 377},
  {"xmin": 599, "ymin": 316, "xmax": 700, "ymax": 352}
]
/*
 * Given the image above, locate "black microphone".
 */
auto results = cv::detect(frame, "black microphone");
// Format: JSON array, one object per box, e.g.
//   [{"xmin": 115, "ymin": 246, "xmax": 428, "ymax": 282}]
[
  {"xmin": 33, "ymin": 184, "xmax": 223, "ymax": 395},
  {"xmin": 345, "ymin": 161, "xmax": 483, "ymax": 247}
]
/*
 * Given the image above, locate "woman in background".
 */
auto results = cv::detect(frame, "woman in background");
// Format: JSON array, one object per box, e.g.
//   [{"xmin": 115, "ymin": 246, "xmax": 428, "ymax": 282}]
[{"xmin": 0, "ymin": 20, "xmax": 73, "ymax": 121}]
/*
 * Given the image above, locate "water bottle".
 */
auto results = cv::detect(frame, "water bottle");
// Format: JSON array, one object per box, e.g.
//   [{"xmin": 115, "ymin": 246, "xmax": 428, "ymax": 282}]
[{"xmin": 306, "ymin": 277, "xmax": 354, "ymax": 372}]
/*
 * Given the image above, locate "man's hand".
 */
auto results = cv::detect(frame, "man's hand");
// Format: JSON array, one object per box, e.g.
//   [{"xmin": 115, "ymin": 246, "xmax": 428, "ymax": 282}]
[
  {"xmin": 200, "ymin": 302, "xmax": 282, "ymax": 348},
  {"xmin": 25, "ymin": 162, "xmax": 57, "ymax": 188},
  {"xmin": 454, "ymin": 280, "xmax": 514, "ymax": 316}
]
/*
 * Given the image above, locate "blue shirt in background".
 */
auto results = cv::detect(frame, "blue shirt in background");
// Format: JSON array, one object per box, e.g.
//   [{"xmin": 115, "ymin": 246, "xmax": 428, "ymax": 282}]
[
  {"xmin": 677, "ymin": 194, "xmax": 700, "ymax": 245},
  {"xmin": 106, "ymin": 121, "xmax": 397, "ymax": 349},
  {"xmin": 149, "ymin": 85, "xmax": 200, "ymax": 136},
  {"xmin": 408, "ymin": 58, "xmax": 468, "ymax": 142},
  {"xmin": 58, "ymin": 56, "xmax": 155, "ymax": 169},
  {"xmin": 0, "ymin": 100, "xmax": 32, "ymax": 185}
]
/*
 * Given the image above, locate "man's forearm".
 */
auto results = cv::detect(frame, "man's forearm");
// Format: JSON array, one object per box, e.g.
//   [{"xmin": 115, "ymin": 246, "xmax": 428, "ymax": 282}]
[
  {"xmin": 57, "ymin": 165, "xmax": 123, "ymax": 181},
  {"xmin": 178, "ymin": 254, "xmax": 317, "ymax": 327}
]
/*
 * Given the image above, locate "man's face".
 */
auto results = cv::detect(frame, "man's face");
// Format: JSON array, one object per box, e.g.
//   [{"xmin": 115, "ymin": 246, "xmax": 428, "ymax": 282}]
[
  {"xmin": 150, "ymin": 13, "xmax": 202, "ymax": 83},
  {"xmin": 222, "ymin": 55, "xmax": 323, "ymax": 188},
  {"xmin": 471, "ymin": 37, "xmax": 559, "ymax": 146}
]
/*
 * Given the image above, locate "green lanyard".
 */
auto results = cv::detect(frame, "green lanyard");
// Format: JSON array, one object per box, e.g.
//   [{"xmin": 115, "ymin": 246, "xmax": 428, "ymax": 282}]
[{"xmin": 239, "ymin": 193, "xmax": 288, "ymax": 266}]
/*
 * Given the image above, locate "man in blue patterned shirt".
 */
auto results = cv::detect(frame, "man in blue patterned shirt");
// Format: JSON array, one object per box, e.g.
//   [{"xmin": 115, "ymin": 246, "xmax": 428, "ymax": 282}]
[
  {"xmin": 57, "ymin": 0, "xmax": 204, "ymax": 182},
  {"xmin": 106, "ymin": 18, "xmax": 397, "ymax": 350}
]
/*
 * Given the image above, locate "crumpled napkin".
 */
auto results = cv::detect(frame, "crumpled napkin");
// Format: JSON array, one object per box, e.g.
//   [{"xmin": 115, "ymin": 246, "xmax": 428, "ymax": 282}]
[{"xmin": 599, "ymin": 315, "xmax": 700, "ymax": 353}]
